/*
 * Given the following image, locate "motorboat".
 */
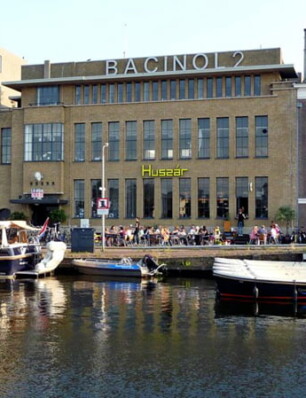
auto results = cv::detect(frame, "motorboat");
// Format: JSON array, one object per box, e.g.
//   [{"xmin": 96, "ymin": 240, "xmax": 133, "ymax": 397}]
[
  {"xmin": 213, "ymin": 257, "xmax": 306, "ymax": 301},
  {"xmin": 0, "ymin": 220, "xmax": 66, "ymax": 279},
  {"xmin": 72, "ymin": 254, "xmax": 166, "ymax": 278}
]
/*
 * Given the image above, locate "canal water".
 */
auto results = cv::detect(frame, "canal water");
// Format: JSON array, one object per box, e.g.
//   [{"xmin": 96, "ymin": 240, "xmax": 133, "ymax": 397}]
[{"xmin": 0, "ymin": 275, "xmax": 306, "ymax": 398}]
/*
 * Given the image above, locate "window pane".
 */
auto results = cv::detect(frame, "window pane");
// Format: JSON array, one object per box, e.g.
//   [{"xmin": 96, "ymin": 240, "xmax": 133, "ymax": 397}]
[
  {"xmin": 198, "ymin": 178, "xmax": 210, "ymax": 218},
  {"xmin": 179, "ymin": 178, "xmax": 191, "ymax": 218},
  {"xmin": 217, "ymin": 117, "xmax": 229, "ymax": 158},
  {"xmin": 152, "ymin": 81, "xmax": 159, "ymax": 101},
  {"xmin": 84, "ymin": 85, "xmax": 89, "ymax": 104},
  {"xmin": 74, "ymin": 123, "xmax": 85, "ymax": 162},
  {"xmin": 235, "ymin": 77, "xmax": 241, "ymax": 97},
  {"xmin": 255, "ymin": 177, "xmax": 268, "ymax": 218},
  {"xmin": 236, "ymin": 177, "xmax": 249, "ymax": 215},
  {"xmin": 244, "ymin": 75, "xmax": 251, "ymax": 96},
  {"xmin": 143, "ymin": 82, "xmax": 150, "ymax": 101},
  {"xmin": 126, "ymin": 82, "xmax": 132, "ymax": 102},
  {"xmin": 216, "ymin": 177, "xmax": 229, "ymax": 219},
  {"xmin": 225, "ymin": 77, "xmax": 232, "ymax": 97},
  {"xmin": 255, "ymin": 116, "xmax": 268, "ymax": 157},
  {"xmin": 206, "ymin": 78, "xmax": 213, "ymax": 98},
  {"xmin": 236, "ymin": 117, "xmax": 248, "ymax": 158},
  {"xmin": 1, "ymin": 128, "xmax": 11, "ymax": 164},
  {"xmin": 92, "ymin": 85, "xmax": 98, "ymax": 104},
  {"xmin": 198, "ymin": 118, "xmax": 210, "ymax": 159},
  {"xmin": 109, "ymin": 122, "xmax": 120, "ymax": 161},
  {"xmin": 179, "ymin": 80, "xmax": 185, "ymax": 99},
  {"xmin": 161, "ymin": 178, "xmax": 173, "ymax": 218},
  {"xmin": 197, "ymin": 79, "xmax": 204, "ymax": 99},
  {"xmin": 126, "ymin": 121, "xmax": 137, "ymax": 160},
  {"xmin": 216, "ymin": 77, "xmax": 222, "ymax": 97},
  {"xmin": 179, "ymin": 119, "xmax": 191, "ymax": 159},
  {"xmin": 170, "ymin": 80, "xmax": 176, "ymax": 100},
  {"xmin": 118, "ymin": 83, "xmax": 124, "ymax": 103},
  {"xmin": 188, "ymin": 79, "xmax": 194, "ymax": 99},
  {"xmin": 161, "ymin": 80, "xmax": 168, "ymax": 100},
  {"xmin": 91, "ymin": 179, "xmax": 101, "ymax": 218},
  {"xmin": 108, "ymin": 179, "xmax": 119, "ymax": 218},
  {"xmin": 143, "ymin": 179, "xmax": 154, "ymax": 218},
  {"xmin": 143, "ymin": 120, "xmax": 155, "ymax": 160},
  {"xmin": 74, "ymin": 180, "xmax": 84, "ymax": 218},
  {"xmin": 135, "ymin": 82, "xmax": 141, "ymax": 102},
  {"xmin": 161, "ymin": 119, "xmax": 173, "ymax": 159},
  {"xmin": 101, "ymin": 84, "xmax": 107, "ymax": 103},
  {"xmin": 91, "ymin": 122, "xmax": 102, "ymax": 161},
  {"xmin": 125, "ymin": 179, "xmax": 137, "ymax": 218},
  {"xmin": 254, "ymin": 75, "xmax": 261, "ymax": 96}
]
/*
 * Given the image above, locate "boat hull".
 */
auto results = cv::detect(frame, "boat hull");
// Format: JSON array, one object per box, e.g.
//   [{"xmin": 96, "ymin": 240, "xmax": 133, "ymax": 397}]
[
  {"xmin": 73, "ymin": 260, "xmax": 145, "ymax": 277},
  {"xmin": 0, "ymin": 246, "xmax": 41, "ymax": 277},
  {"xmin": 215, "ymin": 276, "xmax": 306, "ymax": 301}
]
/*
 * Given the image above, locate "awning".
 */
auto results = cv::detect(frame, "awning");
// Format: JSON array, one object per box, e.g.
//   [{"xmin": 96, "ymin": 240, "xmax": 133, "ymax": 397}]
[{"xmin": 10, "ymin": 196, "xmax": 68, "ymax": 205}]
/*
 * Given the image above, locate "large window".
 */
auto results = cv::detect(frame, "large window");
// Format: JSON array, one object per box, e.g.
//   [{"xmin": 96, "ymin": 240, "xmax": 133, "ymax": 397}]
[
  {"xmin": 118, "ymin": 83, "xmax": 124, "ymax": 103},
  {"xmin": 236, "ymin": 117, "xmax": 249, "ymax": 158},
  {"xmin": 161, "ymin": 179, "xmax": 173, "ymax": 218},
  {"xmin": 225, "ymin": 77, "xmax": 232, "ymax": 97},
  {"xmin": 152, "ymin": 82, "xmax": 159, "ymax": 101},
  {"xmin": 206, "ymin": 78, "xmax": 213, "ymax": 98},
  {"xmin": 108, "ymin": 179, "xmax": 119, "ymax": 218},
  {"xmin": 108, "ymin": 122, "xmax": 120, "ymax": 161},
  {"xmin": 92, "ymin": 85, "xmax": 98, "ymax": 104},
  {"xmin": 84, "ymin": 85, "xmax": 90, "ymax": 104},
  {"xmin": 161, "ymin": 80, "xmax": 168, "ymax": 100},
  {"xmin": 198, "ymin": 178, "xmax": 210, "ymax": 218},
  {"xmin": 24, "ymin": 123, "xmax": 63, "ymax": 161},
  {"xmin": 1, "ymin": 128, "xmax": 11, "ymax": 164},
  {"xmin": 143, "ymin": 121, "xmax": 155, "ymax": 160},
  {"xmin": 216, "ymin": 177, "xmax": 229, "ymax": 219},
  {"xmin": 198, "ymin": 118, "xmax": 210, "ymax": 159},
  {"xmin": 74, "ymin": 123, "xmax": 85, "ymax": 162},
  {"xmin": 91, "ymin": 179, "xmax": 101, "ymax": 218},
  {"xmin": 74, "ymin": 180, "xmax": 84, "ymax": 218},
  {"xmin": 37, "ymin": 86, "xmax": 60, "ymax": 105},
  {"xmin": 255, "ymin": 116, "xmax": 268, "ymax": 157},
  {"xmin": 179, "ymin": 178, "xmax": 191, "ymax": 218},
  {"xmin": 125, "ymin": 179, "xmax": 137, "ymax": 218},
  {"xmin": 217, "ymin": 117, "xmax": 229, "ymax": 158},
  {"xmin": 236, "ymin": 177, "xmax": 249, "ymax": 215},
  {"xmin": 135, "ymin": 82, "xmax": 141, "ymax": 102},
  {"xmin": 179, "ymin": 119, "xmax": 191, "ymax": 159},
  {"xmin": 143, "ymin": 82, "xmax": 150, "ymax": 101},
  {"xmin": 109, "ymin": 84, "xmax": 115, "ymax": 103},
  {"xmin": 197, "ymin": 79, "xmax": 204, "ymax": 99},
  {"xmin": 255, "ymin": 177, "xmax": 268, "ymax": 218},
  {"xmin": 126, "ymin": 82, "xmax": 132, "ymax": 102},
  {"xmin": 161, "ymin": 120, "xmax": 173, "ymax": 159},
  {"xmin": 125, "ymin": 121, "xmax": 137, "ymax": 160},
  {"xmin": 101, "ymin": 84, "xmax": 107, "ymax": 103},
  {"xmin": 143, "ymin": 179, "xmax": 154, "ymax": 218},
  {"xmin": 91, "ymin": 122, "xmax": 102, "ymax": 161}
]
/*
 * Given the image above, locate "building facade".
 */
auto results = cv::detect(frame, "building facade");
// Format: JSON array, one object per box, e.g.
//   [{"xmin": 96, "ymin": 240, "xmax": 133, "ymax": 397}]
[
  {"xmin": 0, "ymin": 48, "xmax": 299, "ymax": 230},
  {"xmin": 0, "ymin": 48, "xmax": 25, "ymax": 108}
]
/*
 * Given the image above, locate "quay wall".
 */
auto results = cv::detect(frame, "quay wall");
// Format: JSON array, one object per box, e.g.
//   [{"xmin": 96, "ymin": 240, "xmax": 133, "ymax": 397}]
[{"xmin": 59, "ymin": 244, "xmax": 306, "ymax": 276}]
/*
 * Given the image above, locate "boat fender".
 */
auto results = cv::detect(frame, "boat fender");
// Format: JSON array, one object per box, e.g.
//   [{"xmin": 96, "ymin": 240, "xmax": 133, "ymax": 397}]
[{"xmin": 253, "ymin": 285, "xmax": 259, "ymax": 299}]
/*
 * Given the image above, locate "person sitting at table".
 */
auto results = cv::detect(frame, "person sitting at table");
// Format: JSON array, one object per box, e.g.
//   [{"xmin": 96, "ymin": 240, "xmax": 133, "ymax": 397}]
[
  {"xmin": 178, "ymin": 226, "xmax": 188, "ymax": 245},
  {"xmin": 161, "ymin": 226, "xmax": 171, "ymax": 245},
  {"xmin": 170, "ymin": 226, "xmax": 180, "ymax": 245},
  {"xmin": 249, "ymin": 225, "xmax": 259, "ymax": 245},
  {"xmin": 258, "ymin": 225, "xmax": 268, "ymax": 244},
  {"xmin": 214, "ymin": 226, "xmax": 222, "ymax": 244},
  {"xmin": 199, "ymin": 226, "xmax": 209, "ymax": 245}
]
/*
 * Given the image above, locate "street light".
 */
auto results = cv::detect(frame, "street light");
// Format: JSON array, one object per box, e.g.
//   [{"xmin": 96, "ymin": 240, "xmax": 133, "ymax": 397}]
[{"xmin": 101, "ymin": 142, "xmax": 109, "ymax": 251}]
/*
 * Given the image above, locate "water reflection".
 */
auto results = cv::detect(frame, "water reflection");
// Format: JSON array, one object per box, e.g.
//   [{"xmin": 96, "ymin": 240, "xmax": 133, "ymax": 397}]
[
  {"xmin": 215, "ymin": 297, "xmax": 306, "ymax": 318},
  {"xmin": 0, "ymin": 277, "xmax": 306, "ymax": 398}
]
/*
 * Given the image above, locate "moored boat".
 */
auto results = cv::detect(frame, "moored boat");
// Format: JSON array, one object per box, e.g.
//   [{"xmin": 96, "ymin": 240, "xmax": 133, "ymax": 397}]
[
  {"xmin": 0, "ymin": 220, "xmax": 66, "ymax": 279},
  {"xmin": 213, "ymin": 257, "xmax": 306, "ymax": 301},
  {"xmin": 72, "ymin": 254, "xmax": 166, "ymax": 278}
]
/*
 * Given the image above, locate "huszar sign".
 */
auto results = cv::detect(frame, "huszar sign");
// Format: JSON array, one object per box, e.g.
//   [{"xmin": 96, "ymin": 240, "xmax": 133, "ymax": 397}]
[{"xmin": 104, "ymin": 51, "xmax": 245, "ymax": 76}]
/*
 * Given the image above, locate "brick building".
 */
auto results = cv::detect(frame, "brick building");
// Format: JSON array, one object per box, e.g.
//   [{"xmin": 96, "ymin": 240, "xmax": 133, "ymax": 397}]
[{"xmin": 0, "ymin": 47, "xmax": 300, "ymax": 231}]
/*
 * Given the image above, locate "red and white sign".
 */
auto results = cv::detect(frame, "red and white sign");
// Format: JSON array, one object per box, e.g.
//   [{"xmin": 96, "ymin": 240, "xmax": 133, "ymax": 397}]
[
  {"xmin": 31, "ymin": 188, "xmax": 44, "ymax": 200},
  {"xmin": 97, "ymin": 198, "xmax": 109, "ymax": 216}
]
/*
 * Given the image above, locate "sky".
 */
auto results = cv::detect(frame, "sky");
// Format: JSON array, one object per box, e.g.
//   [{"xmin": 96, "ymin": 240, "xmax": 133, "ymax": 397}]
[{"xmin": 1, "ymin": 0, "xmax": 306, "ymax": 74}]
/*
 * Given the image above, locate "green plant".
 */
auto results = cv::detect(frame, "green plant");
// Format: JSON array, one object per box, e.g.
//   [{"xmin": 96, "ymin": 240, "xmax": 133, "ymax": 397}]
[
  {"xmin": 274, "ymin": 206, "xmax": 295, "ymax": 234},
  {"xmin": 9, "ymin": 211, "xmax": 27, "ymax": 220},
  {"xmin": 49, "ymin": 208, "xmax": 67, "ymax": 224}
]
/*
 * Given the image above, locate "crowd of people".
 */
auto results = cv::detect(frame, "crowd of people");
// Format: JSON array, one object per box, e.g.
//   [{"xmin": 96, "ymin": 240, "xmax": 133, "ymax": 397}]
[{"xmin": 98, "ymin": 218, "xmax": 286, "ymax": 247}]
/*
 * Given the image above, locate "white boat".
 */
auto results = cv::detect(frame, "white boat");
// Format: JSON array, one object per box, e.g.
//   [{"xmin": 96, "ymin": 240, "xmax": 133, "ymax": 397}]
[
  {"xmin": 73, "ymin": 254, "xmax": 166, "ymax": 278},
  {"xmin": 0, "ymin": 220, "xmax": 66, "ymax": 279},
  {"xmin": 213, "ymin": 257, "xmax": 306, "ymax": 301}
]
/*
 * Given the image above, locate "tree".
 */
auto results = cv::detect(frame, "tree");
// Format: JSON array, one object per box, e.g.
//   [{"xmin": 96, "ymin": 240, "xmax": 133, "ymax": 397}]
[
  {"xmin": 49, "ymin": 208, "xmax": 67, "ymax": 225},
  {"xmin": 274, "ymin": 206, "xmax": 295, "ymax": 234}
]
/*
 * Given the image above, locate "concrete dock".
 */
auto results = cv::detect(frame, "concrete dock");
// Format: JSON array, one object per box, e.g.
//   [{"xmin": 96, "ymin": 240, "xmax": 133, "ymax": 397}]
[{"xmin": 60, "ymin": 244, "xmax": 306, "ymax": 276}]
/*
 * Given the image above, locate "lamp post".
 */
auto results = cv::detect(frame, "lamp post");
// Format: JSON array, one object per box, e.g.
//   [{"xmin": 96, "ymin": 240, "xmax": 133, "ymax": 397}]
[{"xmin": 101, "ymin": 142, "xmax": 109, "ymax": 251}]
